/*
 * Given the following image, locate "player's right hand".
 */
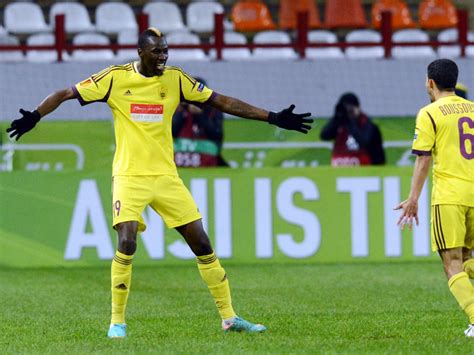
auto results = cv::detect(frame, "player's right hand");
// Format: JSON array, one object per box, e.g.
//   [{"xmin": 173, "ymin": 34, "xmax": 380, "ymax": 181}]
[
  {"xmin": 6, "ymin": 109, "xmax": 41, "ymax": 141},
  {"xmin": 394, "ymin": 198, "xmax": 419, "ymax": 231}
]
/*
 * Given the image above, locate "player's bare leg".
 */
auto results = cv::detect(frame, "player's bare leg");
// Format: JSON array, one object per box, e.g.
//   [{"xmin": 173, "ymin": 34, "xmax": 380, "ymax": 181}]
[
  {"xmin": 175, "ymin": 219, "xmax": 212, "ymax": 256},
  {"xmin": 439, "ymin": 248, "xmax": 464, "ymax": 279},
  {"xmin": 116, "ymin": 221, "xmax": 138, "ymax": 255},
  {"xmin": 439, "ymin": 248, "xmax": 474, "ymax": 337},
  {"xmin": 462, "ymin": 248, "xmax": 474, "ymax": 279},
  {"xmin": 176, "ymin": 219, "xmax": 266, "ymax": 333},
  {"xmin": 108, "ymin": 221, "xmax": 138, "ymax": 338}
]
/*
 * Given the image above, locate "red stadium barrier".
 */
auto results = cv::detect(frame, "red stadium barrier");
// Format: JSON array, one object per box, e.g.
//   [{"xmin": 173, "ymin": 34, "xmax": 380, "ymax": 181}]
[
  {"xmin": 457, "ymin": 9, "xmax": 469, "ymax": 57},
  {"xmin": 0, "ymin": 10, "xmax": 472, "ymax": 62},
  {"xmin": 54, "ymin": 14, "xmax": 65, "ymax": 62},
  {"xmin": 381, "ymin": 11, "xmax": 393, "ymax": 58}
]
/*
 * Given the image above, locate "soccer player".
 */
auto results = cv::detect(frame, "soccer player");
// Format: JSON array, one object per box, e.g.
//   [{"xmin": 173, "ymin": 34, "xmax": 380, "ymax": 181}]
[
  {"xmin": 395, "ymin": 59, "xmax": 474, "ymax": 337},
  {"xmin": 6, "ymin": 28, "xmax": 313, "ymax": 338}
]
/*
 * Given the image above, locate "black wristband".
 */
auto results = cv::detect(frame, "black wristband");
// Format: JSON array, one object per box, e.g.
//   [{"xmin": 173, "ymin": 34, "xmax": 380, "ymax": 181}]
[
  {"xmin": 32, "ymin": 110, "xmax": 41, "ymax": 122},
  {"xmin": 268, "ymin": 111, "xmax": 277, "ymax": 124}
]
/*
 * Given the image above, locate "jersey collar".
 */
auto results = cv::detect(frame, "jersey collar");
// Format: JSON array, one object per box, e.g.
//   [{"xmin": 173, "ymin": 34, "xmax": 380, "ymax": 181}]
[{"xmin": 133, "ymin": 61, "xmax": 158, "ymax": 79}]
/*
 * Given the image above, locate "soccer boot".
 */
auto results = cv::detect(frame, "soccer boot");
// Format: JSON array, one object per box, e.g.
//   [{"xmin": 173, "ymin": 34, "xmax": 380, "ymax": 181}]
[
  {"xmin": 107, "ymin": 323, "xmax": 126, "ymax": 338},
  {"xmin": 464, "ymin": 324, "xmax": 474, "ymax": 337},
  {"xmin": 222, "ymin": 317, "xmax": 267, "ymax": 333}
]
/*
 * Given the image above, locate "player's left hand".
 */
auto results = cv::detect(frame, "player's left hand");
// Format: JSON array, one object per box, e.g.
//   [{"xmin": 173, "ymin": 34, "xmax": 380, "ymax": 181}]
[
  {"xmin": 394, "ymin": 198, "xmax": 419, "ymax": 231},
  {"xmin": 268, "ymin": 105, "xmax": 313, "ymax": 134}
]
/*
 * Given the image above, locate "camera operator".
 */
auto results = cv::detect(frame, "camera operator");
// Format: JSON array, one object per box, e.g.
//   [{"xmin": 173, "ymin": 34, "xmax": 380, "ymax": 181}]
[
  {"xmin": 320, "ymin": 92, "xmax": 385, "ymax": 166},
  {"xmin": 172, "ymin": 78, "xmax": 227, "ymax": 167}
]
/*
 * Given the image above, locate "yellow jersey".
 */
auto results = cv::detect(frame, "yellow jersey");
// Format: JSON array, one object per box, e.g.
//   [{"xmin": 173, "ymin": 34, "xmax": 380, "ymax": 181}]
[
  {"xmin": 73, "ymin": 62, "xmax": 214, "ymax": 176},
  {"xmin": 412, "ymin": 95, "xmax": 474, "ymax": 206}
]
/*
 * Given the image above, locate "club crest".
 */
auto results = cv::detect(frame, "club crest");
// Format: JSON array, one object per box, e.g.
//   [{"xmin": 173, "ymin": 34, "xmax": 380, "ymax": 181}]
[{"xmin": 159, "ymin": 86, "xmax": 167, "ymax": 99}]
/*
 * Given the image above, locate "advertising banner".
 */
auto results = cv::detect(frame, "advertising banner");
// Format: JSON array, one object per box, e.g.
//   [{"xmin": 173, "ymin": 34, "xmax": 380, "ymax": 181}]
[
  {"xmin": 0, "ymin": 118, "xmax": 417, "ymax": 172},
  {"xmin": 0, "ymin": 167, "xmax": 436, "ymax": 268}
]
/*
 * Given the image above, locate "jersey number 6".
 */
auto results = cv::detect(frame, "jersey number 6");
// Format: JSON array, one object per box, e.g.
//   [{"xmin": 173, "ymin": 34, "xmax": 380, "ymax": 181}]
[{"xmin": 458, "ymin": 116, "xmax": 474, "ymax": 160}]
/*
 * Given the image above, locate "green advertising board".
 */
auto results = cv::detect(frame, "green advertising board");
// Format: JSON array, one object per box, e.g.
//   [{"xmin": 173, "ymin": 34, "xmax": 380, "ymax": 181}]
[
  {"xmin": 0, "ymin": 117, "xmax": 417, "ymax": 172},
  {"xmin": 0, "ymin": 167, "xmax": 436, "ymax": 268}
]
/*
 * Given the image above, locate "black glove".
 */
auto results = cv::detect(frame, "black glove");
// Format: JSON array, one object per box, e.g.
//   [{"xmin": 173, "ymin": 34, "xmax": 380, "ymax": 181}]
[
  {"xmin": 6, "ymin": 109, "xmax": 41, "ymax": 141},
  {"xmin": 268, "ymin": 104, "xmax": 313, "ymax": 134}
]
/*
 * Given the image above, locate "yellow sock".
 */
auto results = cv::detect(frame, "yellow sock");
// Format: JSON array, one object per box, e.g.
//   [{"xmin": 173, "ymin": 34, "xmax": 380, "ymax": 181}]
[
  {"xmin": 197, "ymin": 252, "xmax": 236, "ymax": 320},
  {"xmin": 448, "ymin": 272, "xmax": 474, "ymax": 324},
  {"xmin": 463, "ymin": 259, "xmax": 474, "ymax": 279},
  {"xmin": 111, "ymin": 251, "xmax": 133, "ymax": 324}
]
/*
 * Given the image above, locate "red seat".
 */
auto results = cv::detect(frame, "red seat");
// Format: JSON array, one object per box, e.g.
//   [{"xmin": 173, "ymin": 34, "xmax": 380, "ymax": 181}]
[
  {"xmin": 372, "ymin": 0, "xmax": 416, "ymax": 30},
  {"xmin": 419, "ymin": 0, "xmax": 457, "ymax": 30},
  {"xmin": 231, "ymin": 0, "xmax": 276, "ymax": 32},
  {"xmin": 324, "ymin": 0, "xmax": 368, "ymax": 29},
  {"xmin": 279, "ymin": 0, "xmax": 321, "ymax": 30}
]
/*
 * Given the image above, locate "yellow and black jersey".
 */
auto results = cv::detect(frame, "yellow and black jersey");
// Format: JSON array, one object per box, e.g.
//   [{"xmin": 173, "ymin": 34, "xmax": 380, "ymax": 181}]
[
  {"xmin": 73, "ymin": 62, "xmax": 215, "ymax": 176},
  {"xmin": 412, "ymin": 95, "xmax": 474, "ymax": 206}
]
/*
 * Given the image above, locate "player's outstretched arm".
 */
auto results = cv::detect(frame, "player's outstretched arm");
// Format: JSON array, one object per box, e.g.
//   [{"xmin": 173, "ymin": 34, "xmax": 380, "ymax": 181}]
[
  {"xmin": 6, "ymin": 87, "xmax": 75, "ymax": 141},
  {"xmin": 211, "ymin": 94, "xmax": 313, "ymax": 134}
]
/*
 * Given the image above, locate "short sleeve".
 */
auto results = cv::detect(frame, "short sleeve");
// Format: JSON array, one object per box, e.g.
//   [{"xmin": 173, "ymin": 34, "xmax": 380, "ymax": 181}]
[
  {"xmin": 412, "ymin": 109, "xmax": 436, "ymax": 156},
  {"xmin": 72, "ymin": 67, "xmax": 114, "ymax": 106},
  {"xmin": 179, "ymin": 70, "xmax": 214, "ymax": 104}
]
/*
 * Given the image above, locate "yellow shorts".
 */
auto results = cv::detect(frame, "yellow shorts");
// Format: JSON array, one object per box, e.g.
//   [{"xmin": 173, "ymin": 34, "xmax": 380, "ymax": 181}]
[
  {"xmin": 431, "ymin": 204, "xmax": 474, "ymax": 251},
  {"xmin": 112, "ymin": 175, "xmax": 201, "ymax": 232}
]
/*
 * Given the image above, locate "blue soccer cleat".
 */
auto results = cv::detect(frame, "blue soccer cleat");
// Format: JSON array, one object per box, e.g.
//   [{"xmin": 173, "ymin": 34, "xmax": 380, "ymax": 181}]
[
  {"xmin": 107, "ymin": 323, "xmax": 126, "ymax": 338},
  {"xmin": 222, "ymin": 317, "xmax": 267, "ymax": 333}
]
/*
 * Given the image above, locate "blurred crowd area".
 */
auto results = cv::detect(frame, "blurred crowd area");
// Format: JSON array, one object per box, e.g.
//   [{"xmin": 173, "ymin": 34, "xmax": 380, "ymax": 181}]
[{"xmin": 0, "ymin": 0, "xmax": 472, "ymax": 63}]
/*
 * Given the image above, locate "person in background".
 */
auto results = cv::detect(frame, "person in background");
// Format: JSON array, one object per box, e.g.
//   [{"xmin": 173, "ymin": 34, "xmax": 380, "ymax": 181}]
[
  {"xmin": 172, "ymin": 77, "xmax": 227, "ymax": 167},
  {"xmin": 320, "ymin": 92, "xmax": 385, "ymax": 166}
]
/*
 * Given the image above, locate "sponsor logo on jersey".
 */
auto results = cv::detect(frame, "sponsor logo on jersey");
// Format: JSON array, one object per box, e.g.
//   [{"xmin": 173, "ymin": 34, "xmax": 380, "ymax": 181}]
[
  {"xmin": 130, "ymin": 104, "xmax": 164, "ymax": 122},
  {"xmin": 124, "ymin": 90, "xmax": 132, "ymax": 96},
  {"xmin": 197, "ymin": 82, "xmax": 205, "ymax": 92}
]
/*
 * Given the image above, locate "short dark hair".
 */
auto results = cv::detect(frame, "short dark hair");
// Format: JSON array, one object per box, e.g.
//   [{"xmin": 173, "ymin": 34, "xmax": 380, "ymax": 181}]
[
  {"xmin": 138, "ymin": 27, "xmax": 164, "ymax": 49},
  {"xmin": 427, "ymin": 59, "xmax": 458, "ymax": 91}
]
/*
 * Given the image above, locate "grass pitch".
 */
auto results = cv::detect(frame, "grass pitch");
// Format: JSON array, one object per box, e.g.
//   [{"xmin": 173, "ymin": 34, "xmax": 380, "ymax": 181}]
[{"xmin": 1, "ymin": 261, "xmax": 472, "ymax": 353}]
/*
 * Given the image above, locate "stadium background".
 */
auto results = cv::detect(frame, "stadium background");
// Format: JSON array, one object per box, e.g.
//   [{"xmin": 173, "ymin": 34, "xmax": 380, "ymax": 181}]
[{"xmin": 0, "ymin": 1, "xmax": 473, "ymax": 352}]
